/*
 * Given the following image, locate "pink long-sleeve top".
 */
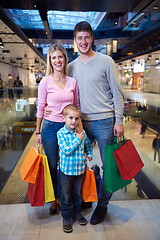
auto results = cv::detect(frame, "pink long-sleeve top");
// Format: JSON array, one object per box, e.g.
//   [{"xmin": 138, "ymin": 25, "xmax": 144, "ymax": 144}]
[{"xmin": 37, "ymin": 74, "xmax": 80, "ymax": 122}]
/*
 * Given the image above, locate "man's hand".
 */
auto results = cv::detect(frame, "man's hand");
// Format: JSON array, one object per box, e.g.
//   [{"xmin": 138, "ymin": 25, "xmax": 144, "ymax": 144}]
[
  {"xmin": 44, "ymin": 102, "xmax": 52, "ymax": 117},
  {"xmin": 114, "ymin": 124, "xmax": 124, "ymax": 137}
]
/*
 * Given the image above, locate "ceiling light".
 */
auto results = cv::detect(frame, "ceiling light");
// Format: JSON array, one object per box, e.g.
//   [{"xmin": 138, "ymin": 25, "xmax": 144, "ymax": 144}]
[{"xmin": 153, "ymin": 6, "xmax": 158, "ymax": 10}]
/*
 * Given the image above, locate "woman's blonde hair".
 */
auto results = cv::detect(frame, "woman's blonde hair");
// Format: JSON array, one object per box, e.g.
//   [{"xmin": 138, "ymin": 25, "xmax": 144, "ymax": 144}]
[{"xmin": 46, "ymin": 44, "xmax": 68, "ymax": 76}]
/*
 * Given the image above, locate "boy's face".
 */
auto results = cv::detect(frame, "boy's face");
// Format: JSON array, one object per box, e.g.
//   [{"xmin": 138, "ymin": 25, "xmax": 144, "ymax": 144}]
[
  {"xmin": 63, "ymin": 110, "xmax": 81, "ymax": 131},
  {"xmin": 74, "ymin": 31, "xmax": 93, "ymax": 55}
]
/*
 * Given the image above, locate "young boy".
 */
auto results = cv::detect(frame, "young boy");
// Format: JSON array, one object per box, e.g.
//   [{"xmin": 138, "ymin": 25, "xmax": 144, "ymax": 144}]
[{"xmin": 57, "ymin": 104, "xmax": 93, "ymax": 233}]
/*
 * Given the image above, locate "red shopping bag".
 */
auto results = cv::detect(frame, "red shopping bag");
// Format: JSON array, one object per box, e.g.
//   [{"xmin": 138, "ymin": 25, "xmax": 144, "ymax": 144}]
[
  {"xmin": 82, "ymin": 169, "xmax": 98, "ymax": 202},
  {"xmin": 114, "ymin": 139, "xmax": 144, "ymax": 180},
  {"xmin": 20, "ymin": 147, "xmax": 41, "ymax": 183},
  {"xmin": 26, "ymin": 164, "xmax": 44, "ymax": 207}
]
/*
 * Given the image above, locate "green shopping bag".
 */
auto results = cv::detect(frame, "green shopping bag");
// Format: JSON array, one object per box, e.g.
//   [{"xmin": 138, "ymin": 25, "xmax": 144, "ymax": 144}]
[{"xmin": 104, "ymin": 138, "xmax": 132, "ymax": 193}]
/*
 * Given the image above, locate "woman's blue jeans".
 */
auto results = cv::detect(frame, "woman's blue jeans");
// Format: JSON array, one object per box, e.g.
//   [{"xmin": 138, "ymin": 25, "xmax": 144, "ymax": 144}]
[
  {"xmin": 83, "ymin": 117, "xmax": 115, "ymax": 207},
  {"xmin": 59, "ymin": 170, "xmax": 85, "ymax": 222},
  {"xmin": 41, "ymin": 119, "xmax": 64, "ymax": 199}
]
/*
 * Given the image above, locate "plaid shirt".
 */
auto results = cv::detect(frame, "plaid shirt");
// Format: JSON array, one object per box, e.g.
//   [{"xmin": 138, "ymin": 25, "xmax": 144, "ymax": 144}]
[{"xmin": 57, "ymin": 125, "xmax": 93, "ymax": 175}]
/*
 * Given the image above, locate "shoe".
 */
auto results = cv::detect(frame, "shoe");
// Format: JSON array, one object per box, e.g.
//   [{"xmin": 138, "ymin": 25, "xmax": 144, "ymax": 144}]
[
  {"xmin": 77, "ymin": 213, "xmax": 88, "ymax": 225},
  {"xmin": 90, "ymin": 205, "xmax": 107, "ymax": 225},
  {"xmin": 81, "ymin": 201, "xmax": 92, "ymax": 209},
  {"xmin": 63, "ymin": 220, "xmax": 73, "ymax": 233}
]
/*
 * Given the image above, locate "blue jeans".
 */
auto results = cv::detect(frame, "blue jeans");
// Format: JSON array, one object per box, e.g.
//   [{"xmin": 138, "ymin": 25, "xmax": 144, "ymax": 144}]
[
  {"xmin": 41, "ymin": 119, "xmax": 64, "ymax": 198},
  {"xmin": 83, "ymin": 117, "xmax": 114, "ymax": 207},
  {"xmin": 59, "ymin": 170, "xmax": 85, "ymax": 222}
]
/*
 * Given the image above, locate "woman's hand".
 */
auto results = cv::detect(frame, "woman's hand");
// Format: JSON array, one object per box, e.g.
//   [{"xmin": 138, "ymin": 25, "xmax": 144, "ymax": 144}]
[{"xmin": 36, "ymin": 134, "xmax": 42, "ymax": 145}]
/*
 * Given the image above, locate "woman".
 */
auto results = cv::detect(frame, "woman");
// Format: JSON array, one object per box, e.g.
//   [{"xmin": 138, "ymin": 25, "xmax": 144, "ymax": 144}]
[{"xmin": 36, "ymin": 44, "xmax": 79, "ymax": 214}]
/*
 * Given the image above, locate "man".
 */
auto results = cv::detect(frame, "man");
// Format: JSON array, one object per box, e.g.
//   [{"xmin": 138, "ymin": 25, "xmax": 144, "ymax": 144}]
[
  {"xmin": 7, "ymin": 73, "xmax": 14, "ymax": 99},
  {"xmin": 68, "ymin": 21, "xmax": 124, "ymax": 225},
  {"xmin": 152, "ymin": 133, "xmax": 160, "ymax": 162}
]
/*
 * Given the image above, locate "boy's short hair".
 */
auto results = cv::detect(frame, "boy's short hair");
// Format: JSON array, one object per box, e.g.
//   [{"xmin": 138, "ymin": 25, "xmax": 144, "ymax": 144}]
[
  {"xmin": 73, "ymin": 21, "xmax": 93, "ymax": 38},
  {"xmin": 63, "ymin": 104, "xmax": 81, "ymax": 116}
]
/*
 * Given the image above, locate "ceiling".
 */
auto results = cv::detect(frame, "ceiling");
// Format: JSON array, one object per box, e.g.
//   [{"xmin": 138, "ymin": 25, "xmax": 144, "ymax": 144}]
[{"xmin": 0, "ymin": 0, "xmax": 160, "ymax": 73}]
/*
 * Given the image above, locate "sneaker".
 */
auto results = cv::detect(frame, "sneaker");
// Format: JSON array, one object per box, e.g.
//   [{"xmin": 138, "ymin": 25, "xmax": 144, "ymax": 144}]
[
  {"xmin": 63, "ymin": 220, "xmax": 73, "ymax": 233},
  {"xmin": 90, "ymin": 205, "xmax": 107, "ymax": 225},
  {"xmin": 77, "ymin": 213, "xmax": 88, "ymax": 225}
]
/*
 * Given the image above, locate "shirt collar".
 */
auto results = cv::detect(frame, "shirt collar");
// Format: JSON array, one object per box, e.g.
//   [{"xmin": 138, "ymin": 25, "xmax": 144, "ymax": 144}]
[{"xmin": 63, "ymin": 124, "xmax": 76, "ymax": 134}]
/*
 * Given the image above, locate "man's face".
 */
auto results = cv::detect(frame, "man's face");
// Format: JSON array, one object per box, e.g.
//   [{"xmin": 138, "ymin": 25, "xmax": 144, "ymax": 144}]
[
  {"xmin": 63, "ymin": 110, "xmax": 81, "ymax": 131},
  {"xmin": 74, "ymin": 31, "xmax": 93, "ymax": 55}
]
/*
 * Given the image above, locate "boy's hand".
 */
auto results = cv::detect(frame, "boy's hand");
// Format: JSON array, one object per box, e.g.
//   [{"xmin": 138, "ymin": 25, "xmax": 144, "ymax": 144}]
[
  {"xmin": 75, "ymin": 131, "xmax": 85, "ymax": 140},
  {"xmin": 86, "ymin": 157, "xmax": 92, "ymax": 162}
]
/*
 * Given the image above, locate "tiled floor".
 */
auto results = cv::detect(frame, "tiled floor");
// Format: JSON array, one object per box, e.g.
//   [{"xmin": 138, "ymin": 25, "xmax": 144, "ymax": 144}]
[{"xmin": 0, "ymin": 200, "xmax": 160, "ymax": 240}]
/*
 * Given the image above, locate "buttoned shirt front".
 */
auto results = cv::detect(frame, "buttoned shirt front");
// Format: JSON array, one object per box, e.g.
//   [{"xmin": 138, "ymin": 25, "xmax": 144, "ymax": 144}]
[{"xmin": 57, "ymin": 125, "xmax": 93, "ymax": 175}]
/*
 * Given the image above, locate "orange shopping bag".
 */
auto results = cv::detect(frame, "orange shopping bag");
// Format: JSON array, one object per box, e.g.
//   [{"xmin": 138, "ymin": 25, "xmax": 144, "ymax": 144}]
[
  {"xmin": 20, "ymin": 147, "xmax": 41, "ymax": 183},
  {"xmin": 82, "ymin": 169, "xmax": 98, "ymax": 202}
]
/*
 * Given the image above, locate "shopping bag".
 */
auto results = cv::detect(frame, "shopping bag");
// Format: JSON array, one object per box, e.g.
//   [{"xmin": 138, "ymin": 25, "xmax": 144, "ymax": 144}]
[
  {"xmin": 82, "ymin": 169, "xmax": 98, "ymax": 202},
  {"xmin": 114, "ymin": 139, "xmax": 144, "ymax": 180},
  {"xmin": 104, "ymin": 138, "xmax": 132, "ymax": 193},
  {"xmin": 20, "ymin": 147, "xmax": 41, "ymax": 183},
  {"xmin": 40, "ymin": 148, "xmax": 55, "ymax": 203},
  {"xmin": 26, "ymin": 163, "xmax": 44, "ymax": 207}
]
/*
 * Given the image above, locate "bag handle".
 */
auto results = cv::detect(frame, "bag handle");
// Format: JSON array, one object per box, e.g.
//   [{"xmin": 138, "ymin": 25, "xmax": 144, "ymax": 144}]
[{"xmin": 115, "ymin": 136, "xmax": 125, "ymax": 147}]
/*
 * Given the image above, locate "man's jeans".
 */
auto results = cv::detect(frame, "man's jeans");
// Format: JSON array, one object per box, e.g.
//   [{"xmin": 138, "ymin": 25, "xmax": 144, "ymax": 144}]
[
  {"xmin": 59, "ymin": 170, "xmax": 85, "ymax": 222},
  {"xmin": 154, "ymin": 148, "xmax": 160, "ymax": 162},
  {"xmin": 83, "ymin": 117, "xmax": 114, "ymax": 207},
  {"xmin": 42, "ymin": 119, "xmax": 64, "ymax": 198}
]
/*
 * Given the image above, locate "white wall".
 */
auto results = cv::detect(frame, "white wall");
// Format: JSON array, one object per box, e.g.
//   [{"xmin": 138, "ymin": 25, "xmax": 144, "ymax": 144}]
[
  {"xmin": 0, "ymin": 62, "xmax": 31, "ymax": 86},
  {"xmin": 150, "ymin": 67, "xmax": 160, "ymax": 93},
  {"xmin": 0, "ymin": 62, "xmax": 10, "ymax": 83}
]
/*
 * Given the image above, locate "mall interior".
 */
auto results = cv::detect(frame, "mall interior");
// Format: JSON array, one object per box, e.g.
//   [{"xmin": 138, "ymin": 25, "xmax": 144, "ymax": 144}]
[{"xmin": 0, "ymin": 0, "xmax": 160, "ymax": 239}]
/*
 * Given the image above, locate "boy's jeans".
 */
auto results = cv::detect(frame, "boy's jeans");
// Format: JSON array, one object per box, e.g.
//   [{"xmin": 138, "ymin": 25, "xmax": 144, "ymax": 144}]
[
  {"xmin": 59, "ymin": 170, "xmax": 85, "ymax": 222},
  {"xmin": 83, "ymin": 117, "xmax": 115, "ymax": 207}
]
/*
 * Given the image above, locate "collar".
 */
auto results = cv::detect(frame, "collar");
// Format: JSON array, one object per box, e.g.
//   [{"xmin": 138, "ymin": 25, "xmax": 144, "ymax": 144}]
[{"xmin": 63, "ymin": 124, "xmax": 76, "ymax": 134}]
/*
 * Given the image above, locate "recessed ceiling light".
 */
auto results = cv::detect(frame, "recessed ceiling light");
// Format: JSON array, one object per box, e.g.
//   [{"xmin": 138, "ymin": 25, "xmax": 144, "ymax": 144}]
[{"xmin": 153, "ymin": 6, "xmax": 158, "ymax": 10}]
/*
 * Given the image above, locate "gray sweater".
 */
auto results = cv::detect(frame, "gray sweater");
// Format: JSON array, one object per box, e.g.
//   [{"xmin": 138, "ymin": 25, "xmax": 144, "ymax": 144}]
[{"xmin": 68, "ymin": 52, "xmax": 124, "ymax": 125}]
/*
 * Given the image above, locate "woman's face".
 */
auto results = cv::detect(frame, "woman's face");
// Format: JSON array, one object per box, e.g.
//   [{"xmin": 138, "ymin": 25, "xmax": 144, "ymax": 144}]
[{"xmin": 50, "ymin": 50, "xmax": 66, "ymax": 73}]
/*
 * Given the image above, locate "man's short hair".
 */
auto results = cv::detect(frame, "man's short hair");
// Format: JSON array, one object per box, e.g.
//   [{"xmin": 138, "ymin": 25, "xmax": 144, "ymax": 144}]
[
  {"xmin": 63, "ymin": 104, "xmax": 81, "ymax": 116},
  {"xmin": 73, "ymin": 21, "xmax": 93, "ymax": 38}
]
